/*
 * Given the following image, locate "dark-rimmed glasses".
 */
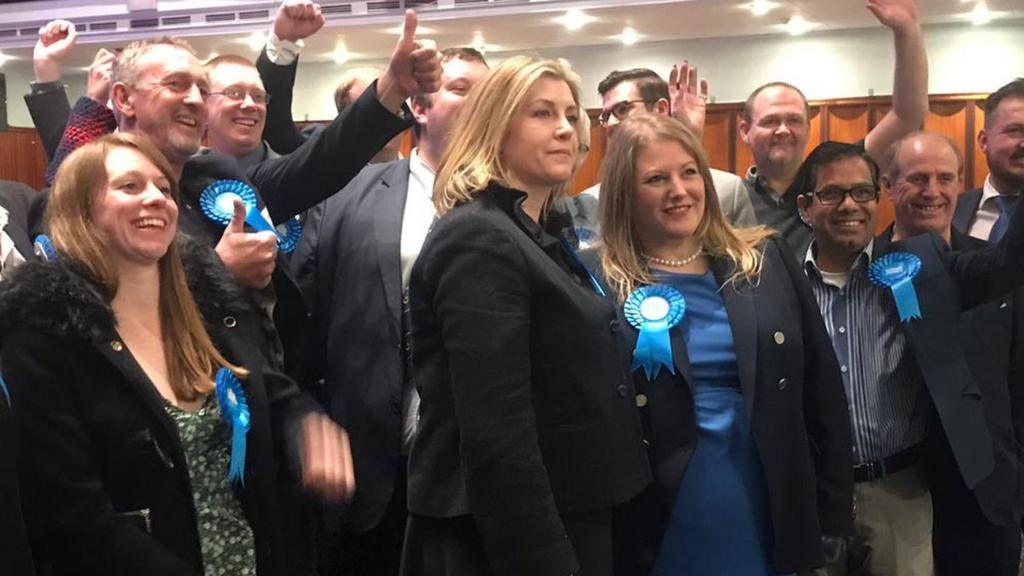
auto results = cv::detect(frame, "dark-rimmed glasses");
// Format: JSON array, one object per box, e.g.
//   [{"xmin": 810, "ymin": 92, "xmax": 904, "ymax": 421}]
[
  {"xmin": 598, "ymin": 99, "xmax": 649, "ymax": 126},
  {"xmin": 805, "ymin": 185, "xmax": 879, "ymax": 206},
  {"xmin": 207, "ymin": 88, "xmax": 271, "ymax": 105}
]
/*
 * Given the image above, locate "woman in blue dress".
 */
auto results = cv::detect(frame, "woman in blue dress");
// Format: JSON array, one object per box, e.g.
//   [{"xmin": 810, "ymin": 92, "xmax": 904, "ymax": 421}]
[{"xmin": 596, "ymin": 113, "xmax": 853, "ymax": 575}]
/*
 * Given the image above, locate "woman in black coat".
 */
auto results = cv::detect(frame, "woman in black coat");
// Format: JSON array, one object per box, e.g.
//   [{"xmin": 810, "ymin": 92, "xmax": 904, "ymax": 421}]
[
  {"xmin": 596, "ymin": 114, "xmax": 853, "ymax": 575},
  {"xmin": 0, "ymin": 133, "xmax": 353, "ymax": 576},
  {"xmin": 0, "ymin": 379, "xmax": 34, "ymax": 576},
  {"xmin": 399, "ymin": 56, "xmax": 650, "ymax": 576}
]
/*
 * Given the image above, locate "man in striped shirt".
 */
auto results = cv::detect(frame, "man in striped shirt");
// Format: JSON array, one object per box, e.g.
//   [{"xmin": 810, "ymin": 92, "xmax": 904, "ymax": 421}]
[{"xmin": 795, "ymin": 141, "xmax": 933, "ymax": 575}]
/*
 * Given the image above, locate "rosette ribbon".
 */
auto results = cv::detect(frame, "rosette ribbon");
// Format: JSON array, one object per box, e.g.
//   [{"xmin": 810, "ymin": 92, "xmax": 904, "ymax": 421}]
[
  {"xmin": 623, "ymin": 284, "xmax": 686, "ymax": 379},
  {"xmin": 34, "ymin": 234, "xmax": 58, "ymax": 261},
  {"xmin": 869, "ymin": 252, "xmax": 922, "ymax": 323},
  {"xmin": 215, "ymin": 368, "xmax": 251, "ymax": 485},
  {"xmin": 199, "ymin": 180, "xmax": 302, "ymax": 254}
]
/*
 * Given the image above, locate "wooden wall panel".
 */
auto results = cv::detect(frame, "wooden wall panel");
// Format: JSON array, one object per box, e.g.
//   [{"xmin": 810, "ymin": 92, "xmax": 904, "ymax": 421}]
[
  {"xmin": 806, "ymin": 107, "xmax": 823, "ymax": 158},
  {"xmin": 924, "ymin": 101, "xmax": 970, "ymax": 160},
  {"xmin": 0, "ymin": 128, "xmax": 47, "ymax": 190},
  {"xmin": 733, "ymin": 110, "xmax": 754, "ymax": 178},
  {"xmin": 971, "ymin": 101, "xmax": 988, "ymax": 190},
  {"xmin": 826, "ymin": 104, "xmax": 870, "ymax": 145},
  {"xmin": 568, "ymin": 113, "xmax": 606, "ymax": 195},
  {"xmin": 702, "ymin": 110, "xmax": 733, "ymax": 173}
]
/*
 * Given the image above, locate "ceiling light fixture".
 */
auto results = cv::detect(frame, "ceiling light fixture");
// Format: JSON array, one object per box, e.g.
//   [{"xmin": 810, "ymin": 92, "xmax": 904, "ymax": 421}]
[
  {"xmin": 746, "ymin": 0, "xmax": 779, "ymax": 16},
  {"xmin": 330, "ymin": 44, "xmax": 351, "ymax": 64},
  {"xmin": 552, "ymin": 8, "xmax": 597, "ymax": 31},
  {"xmin": 779, "ymin": 15, "xmax": 816, "ymax": 36},
  {"xmin": 968, "ymin": 2, "xmax": 993, "ymax": 25},
  {"xmin": 614, "ymin": 26, "xmax": 640, "ymax": 45},
  {"xmin": 0, "ymin": 51, "xmax": 12, "ymax": 67},
  {"xmin": 472, "ymin": 31, "xmax": 488, "ymax": 53}
]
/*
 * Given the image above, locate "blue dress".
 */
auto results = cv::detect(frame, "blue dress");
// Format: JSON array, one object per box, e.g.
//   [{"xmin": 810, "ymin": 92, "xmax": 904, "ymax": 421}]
[{"xmin": 651, "ymin": 271, "xmax": 777, "ymax": 576}]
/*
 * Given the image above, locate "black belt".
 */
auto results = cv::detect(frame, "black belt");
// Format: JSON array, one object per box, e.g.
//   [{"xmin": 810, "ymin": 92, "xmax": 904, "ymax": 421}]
[{"xmin": 853, "ymin": 443, "xmax": 923, "ymax": 483}]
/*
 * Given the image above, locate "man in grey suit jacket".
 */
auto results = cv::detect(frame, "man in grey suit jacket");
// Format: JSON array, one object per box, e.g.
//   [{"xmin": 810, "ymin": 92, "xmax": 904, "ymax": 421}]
[
  {"xmin": 952, "ymin": 78, "xmax": 1024, "ymax": 242},
  {"xmin": 289, "ymin": 48, "xmax": 489, "ymax": 576}
]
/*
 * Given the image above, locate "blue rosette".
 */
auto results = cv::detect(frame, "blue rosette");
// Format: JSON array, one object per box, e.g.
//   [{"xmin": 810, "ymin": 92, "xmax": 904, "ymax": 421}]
[
  {"xmin": 215, "ymin": 368, "xmax": 251, "ymax": 485},
  {"xmin": 869, "ymin": 252, "xmax": 922, "ymax": 322},
  {"xmin": 200, "ymin": 179, "xmax": 299, "ymax": 253},
  {"xmin": 34, "ymin": 234, "xmax": 58, "ymax": 262},
  {"xmin": 624, "ymin": 284, "xmax": 686, "ymax": 379},
  {"xmin": 274, "ymin": 216, "xmax": 303, "ymax": 255}
]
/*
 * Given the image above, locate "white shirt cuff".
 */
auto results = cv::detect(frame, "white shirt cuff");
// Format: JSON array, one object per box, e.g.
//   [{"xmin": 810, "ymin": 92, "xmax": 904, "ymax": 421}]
[{"xmin": 265, "ymin": 31, "xmax": 304, "ymax": 66}]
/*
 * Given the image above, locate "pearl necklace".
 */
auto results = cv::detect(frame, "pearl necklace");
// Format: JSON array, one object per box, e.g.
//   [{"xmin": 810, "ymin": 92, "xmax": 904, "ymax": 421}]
[{"xmin": 643, "ymin": 243, "xmax": 704, "ymax": 267}]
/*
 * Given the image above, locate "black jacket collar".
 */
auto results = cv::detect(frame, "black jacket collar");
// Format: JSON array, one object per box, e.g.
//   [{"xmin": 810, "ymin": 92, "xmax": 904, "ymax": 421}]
[{"xmin": 0, "ymin": 235, "xmax": 249, "ymax": 344}]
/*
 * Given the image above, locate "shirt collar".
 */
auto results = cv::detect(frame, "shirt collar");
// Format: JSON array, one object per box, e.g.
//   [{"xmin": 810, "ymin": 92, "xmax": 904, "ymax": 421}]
[
  {"xmin": 981, "ymin": 174, "xmax": 1019, "ymax": 206},
  {"xmin": 408, "ymin": 148, "xmax": 436, "ymax": 197},
  {"xmin": 803, "ymin": 238, "xmax": 874, "ymax": 276}
]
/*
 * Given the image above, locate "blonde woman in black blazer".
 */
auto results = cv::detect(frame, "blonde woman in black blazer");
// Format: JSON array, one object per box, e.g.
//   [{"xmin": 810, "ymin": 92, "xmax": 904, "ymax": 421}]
[
  {"xmin": 401, "ymin": 56, "xmax": 650, "ymax": 576},
  {"xmin": 596, "ymin": 113, "xmax": 853, "ymax": 575}
]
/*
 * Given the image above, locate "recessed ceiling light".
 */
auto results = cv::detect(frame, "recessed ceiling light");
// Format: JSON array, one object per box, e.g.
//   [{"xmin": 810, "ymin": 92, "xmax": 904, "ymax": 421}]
[
  {"xmin": 237, "ymin": 31, "xmax": 267, "ymax": 51},
  {"xmin": 745, "ymin": 0, "xmax": 779, "ymax": 17},
  {"xmin": 385, "ymin": 23, "xmax": 437, "ymax": 35},
  {"xmin": 968, "ymin": 2, "xmax": 993, "ymax": 25},
  {"xmin": 330, "ymin": 44, "xmax": 351, "ymax": 64},
  {"xmin": 778, "ymin": 15, "xmax": 816, "ymax": 35},
  {"xmin": 0, "ymin": 51, "xmax": 13, "ymax": 67},
  {"xmin": 552, "ymin": 9, "xmax": 598, "ymax": 31},
  {"xmin": 613, "ymin": 26, "xmax": 640, "ymax": 46}
]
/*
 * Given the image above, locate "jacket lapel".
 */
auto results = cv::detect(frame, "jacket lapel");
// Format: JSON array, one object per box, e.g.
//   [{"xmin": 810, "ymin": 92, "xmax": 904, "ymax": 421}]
[
  {"xmin": 713, "ymin": 258, "xmax": 758, "ymax": 418},
  {"xmin": 373, "ymin": 160, "xmax": 412, "ymax": 339}
]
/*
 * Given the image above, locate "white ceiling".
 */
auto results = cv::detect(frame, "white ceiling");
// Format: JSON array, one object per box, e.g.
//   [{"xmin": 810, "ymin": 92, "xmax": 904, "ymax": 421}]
[{"xmin": 0, "ymin": 0, "xmax": 1021, "ymax": 68}]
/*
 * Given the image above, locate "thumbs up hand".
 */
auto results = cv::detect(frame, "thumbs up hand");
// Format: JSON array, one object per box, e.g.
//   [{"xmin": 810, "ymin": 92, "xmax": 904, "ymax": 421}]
[
  {"xmin": 215, "ymin": 199, "xmax": 278, "ymax": 289},
  {"xmin": 377, "ymin": 10, "xmax": 441, "ymax": 113}
]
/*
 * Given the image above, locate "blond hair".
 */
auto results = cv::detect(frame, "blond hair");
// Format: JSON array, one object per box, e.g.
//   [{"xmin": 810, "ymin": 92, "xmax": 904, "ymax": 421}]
[
  {"xmin": 46, "ymin": 133, "xmax": 246, "ymax": 401},
  {"xmin": 112, "ymin": 37, "xmax": 197, "ymax": 88},
  {"xmin": 433, "ymin": 55, "xmax": 584, "ymax": 216},
  {"xmin": 599, "ymin": 113, "xmax": 772, "ymax": 302}
]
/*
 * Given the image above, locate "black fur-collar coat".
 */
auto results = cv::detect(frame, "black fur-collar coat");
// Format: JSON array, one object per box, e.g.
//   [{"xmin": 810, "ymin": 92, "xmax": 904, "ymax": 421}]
[{"xmin": 0, "ymin": 237, "xmax": 315, "ymax": 576}]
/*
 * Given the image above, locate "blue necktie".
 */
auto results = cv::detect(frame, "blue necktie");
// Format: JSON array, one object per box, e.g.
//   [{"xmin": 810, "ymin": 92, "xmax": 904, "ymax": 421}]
[{"xmin": 988, "ymin": 195, "xmax": 1019, "ymax": 243}]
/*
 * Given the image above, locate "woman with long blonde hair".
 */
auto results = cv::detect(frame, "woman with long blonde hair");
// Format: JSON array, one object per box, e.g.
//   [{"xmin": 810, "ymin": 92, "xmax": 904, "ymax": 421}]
[
  {"xmin": 401, "ymin": 55, "xmax": 650, "ymax": 576},
  {"xmin": 598, "ymin": 113, "xmax": 852, "ymax": 575},
  {"xmin": 0, "ymin": 133, "xmax": 353, "ymax": 576}
]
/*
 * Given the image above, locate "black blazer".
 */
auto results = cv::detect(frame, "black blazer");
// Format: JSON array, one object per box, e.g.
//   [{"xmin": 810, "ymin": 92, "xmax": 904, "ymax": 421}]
[
  {"xmin": 291, "ymin": 159, "xmax": 413, "ymax": 532},
  {"xmin": 872, "ymin": 196, "xmax": 1024, "ymax": 498},
  {"xmin": 257, "ymin": 48, "xmax": 312, "ymax": 156},
  {"xmin": 884, "ymin": 224, "xmax": 1024, "ymax": 527},
  {"xmin": 597, "ymin": 237, "xmax": 853, "ymax": 575},
  {"xmin": 0, "ymin": 372, "xmax": 34, "ymax": 576},
  {"xmin": 952, "ymin": 187, "xmax": 983, "ymax": 235},
  {"xmin": 406, "ymin": 184, "xmax": 651, "ymax": 576},
  {"xmin": 0, "ymin": 239, "xmax": 318, "ymax": 576},
  {"xmin": 24, "ymin": 84, "xmax": 71, "ymax": 162}
]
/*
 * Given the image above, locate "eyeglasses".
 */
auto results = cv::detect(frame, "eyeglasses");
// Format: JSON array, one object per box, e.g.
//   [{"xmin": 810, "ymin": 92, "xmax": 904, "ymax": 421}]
[
  {"xmin": 136, "ymin": 77, "xmax": 210, "ymax": 99},
  {"xmin": 598, "ymin": 99, "xmax": 649, "ymax": 126},
  {"xmin": 806, "ymin": 185, "xmax": 879, "ymax": 206},
  {"xmin": 207, "ymin": 88, "xmax": 271, "ymax": 105}
]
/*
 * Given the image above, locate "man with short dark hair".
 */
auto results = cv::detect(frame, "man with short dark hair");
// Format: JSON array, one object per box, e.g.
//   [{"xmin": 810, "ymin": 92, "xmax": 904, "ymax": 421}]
[
  {"xmin": 953, "ymin": 78, "xmax": 1024, "ymax": 242},
  {"xmin": 744, "ymin": 0, "xmax": 927, "ymax": 257},
  {"xmin": 287, "ymin": 44, "xmax": 489, "ymax": 576}
]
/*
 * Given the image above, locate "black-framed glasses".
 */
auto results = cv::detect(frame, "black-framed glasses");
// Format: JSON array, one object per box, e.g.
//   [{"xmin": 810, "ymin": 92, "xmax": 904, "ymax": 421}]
[
  {"xmin": 598, "ymin": 99, "xmax": 649, "ymax": 125},
  {"xmin": 208, "ymin": 88, "xmax": 271, "ymax": 105},
  {"xmin": 806, "ymin": 185, "xmax": 879, "ymax": 206}
]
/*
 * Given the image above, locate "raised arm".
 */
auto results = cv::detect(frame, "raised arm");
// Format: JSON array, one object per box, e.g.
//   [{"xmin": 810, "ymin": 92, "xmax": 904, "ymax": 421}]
[
  {"xmin": 26, "ymin": 20, "xmax": 77, "ymax": 161},
  {"xmin": 257, "ymin": 0, "xmax": 326, "ymax": 155},
  {"xmin": 248, "ymin": 10, "xmax": 439, "ymax": 223},
  {"xmin": 863, "ymin": 0, "xmax": 929, "ymax": 163}
]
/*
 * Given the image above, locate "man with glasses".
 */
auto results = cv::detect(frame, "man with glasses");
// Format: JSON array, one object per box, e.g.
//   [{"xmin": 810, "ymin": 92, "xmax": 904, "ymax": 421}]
[
  {"xmin": 796, "ymin": 141, "xmax": 933, "ymax": 575},
  {"xmin": 204, "ymin": 54, "xmax": 278, "ymax": 168},
  {"xmin": 796, "ymin": 136, "xmax": 1024, "ymax": 575},
  {"xmin": 569, "ymin": 66, "xmax": 755, "ymax": 246}
]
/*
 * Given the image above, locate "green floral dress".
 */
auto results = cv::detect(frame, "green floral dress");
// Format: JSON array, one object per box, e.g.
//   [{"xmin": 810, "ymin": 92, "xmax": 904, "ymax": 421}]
[{"xmin": 165, "ymin": 396, "xmax": 258, "ymax": 576}]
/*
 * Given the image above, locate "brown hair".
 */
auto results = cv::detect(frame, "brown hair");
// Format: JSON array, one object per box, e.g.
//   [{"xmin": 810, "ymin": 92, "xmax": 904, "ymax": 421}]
[
  {"xmin": 599, "ymin": 113, "xmax": 772, "ymax": 301},
  {"xmin": 433, "ymin": 55, "xmax": 583, "ymax": 216},
  {"xmin": 46, "ymin": 133, "xmax": 246, "ymax": 401},
  {"xmin": 112, "ymin": 37, "xmax": 198, "ymax": 87}
]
